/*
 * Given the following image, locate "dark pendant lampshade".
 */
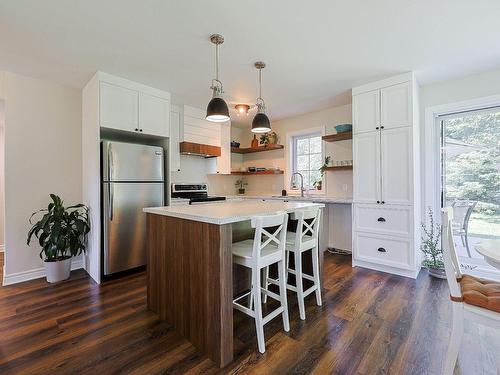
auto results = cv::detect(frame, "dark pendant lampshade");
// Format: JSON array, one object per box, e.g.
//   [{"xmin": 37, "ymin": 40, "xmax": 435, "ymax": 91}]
[
  {"xmin": 206, "ymin": 96, "xmax": 230, "ymax": 122},
  {"xmin": 251, "ymin": 112, "xmax": 271, "ymax": 133}
]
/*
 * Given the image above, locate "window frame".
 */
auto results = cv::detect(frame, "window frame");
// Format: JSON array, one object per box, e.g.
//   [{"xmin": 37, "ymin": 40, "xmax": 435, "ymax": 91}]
[{"xmin": 290, "ymin": 131, "xmax": 324, "ymax": 191}]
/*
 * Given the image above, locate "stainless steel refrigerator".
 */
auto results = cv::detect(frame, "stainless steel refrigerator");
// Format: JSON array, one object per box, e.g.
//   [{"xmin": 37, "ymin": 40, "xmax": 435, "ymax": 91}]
[{"xmin": 101, "ymin": 141, "xmax": 165, "ymax": 275}]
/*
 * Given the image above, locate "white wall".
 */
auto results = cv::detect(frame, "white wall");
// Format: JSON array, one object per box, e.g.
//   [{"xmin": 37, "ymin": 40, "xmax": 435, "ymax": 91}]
[
  {"xmin": 1, "ymin": 72, "xmax": 82, "ymax": 284},
  {"xmin": 208, "ymin": 104, "xmax": 353, "ymax": 197},
  {"xmin": 0, "ymin": 100, "xmax": 4, "ymax": 250}
]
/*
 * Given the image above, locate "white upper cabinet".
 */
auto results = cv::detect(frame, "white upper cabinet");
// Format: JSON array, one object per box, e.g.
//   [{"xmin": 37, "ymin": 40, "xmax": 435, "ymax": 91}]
[
  {"xmin": 170, "ymin": 106, "xmax": 181, "ymax": 172},
  {"xmin": 352, "ymin": 89, "xmax": 380, "ymax": 134},
  {"xmin": 99, "ymin": 73, "xmax": 170, "ymax": 137},
  {"xmin": 215, "ymin": 122, "xmax": 231, "ymax": 174},
  {"xmin": 139, "ymin": 93, "xmax": 170, "ymax": 137},
  {"xmin": 353, "ymin": 131, "xmax": 381, "ymax": 203},
  {"xmin": 381, "ymin": 127, "xmax": 413, "ymax": 205},
  {"xmin": 100, "ymin": 82, "xmax": 138, "ymax": 132},
  {"xmin": 351, "ymin": 72, "xmax": 420, "ymax": 278},
  {"xmin": 380, "ymin": 82, "xmax": 412, "ymax": 129}
]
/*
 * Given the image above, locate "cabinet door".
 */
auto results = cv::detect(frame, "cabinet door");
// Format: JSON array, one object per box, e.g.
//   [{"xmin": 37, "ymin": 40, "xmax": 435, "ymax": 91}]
[
  {"xmin": 353, "ymin": 89, "xmax": 380, "ymax": 134},
  {"xmin": 381, "ymin": 127, "xmax": 413, "ymax": 205},
  {"xmin": 353, "ymin": 131, "xmax": 380, "ymax": 203},
  {"xmin": 380, "ymin": 82, "xmax": 412, "ymax": 129},
  {"xmin": 139, "ymin": 93, "xmax": 170, "ymax": 137},
  {"xmin": 353, "ymin": 232, "xmax": 413, "ymax": 270},
  {"xmin": 216, "ymin": 122, "xmax": 231, "ymax": 174},
  {"xmin": 170, "ymin": 107, "xmax": 181, "ymax": 172},
  {"xmin": 100, "ymin": 82, "xmax": 138, "ymax": 131}
]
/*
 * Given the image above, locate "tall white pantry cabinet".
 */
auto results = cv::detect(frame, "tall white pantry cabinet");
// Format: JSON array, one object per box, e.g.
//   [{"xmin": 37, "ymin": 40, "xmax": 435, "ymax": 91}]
[
  {"xmin": 352, "ymin": 73, "xmax": 421, "ymax": 278},
  {"xmin": 82, "ymin": 72, "xmax": 171, "ymax": 283}
]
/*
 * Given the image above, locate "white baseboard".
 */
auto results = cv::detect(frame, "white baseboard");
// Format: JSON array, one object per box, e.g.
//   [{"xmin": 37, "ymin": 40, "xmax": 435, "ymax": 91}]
[
  {"xmin": 2, "ymin": 258, "xmax": 84, "ymax": 286},
  {"xmin": 352, "ymin": 259, "xmax": 421, "ymax": 279}
]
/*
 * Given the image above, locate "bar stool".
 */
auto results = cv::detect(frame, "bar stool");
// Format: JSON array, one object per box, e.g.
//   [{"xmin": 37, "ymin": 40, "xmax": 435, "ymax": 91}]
[
  {"xmin": 265, "ymin": 207, "xmax": 322, "ymax": 320},
  {"xmin": 232, "ymin": 212, "xmax": 290, "ymax": 353}
]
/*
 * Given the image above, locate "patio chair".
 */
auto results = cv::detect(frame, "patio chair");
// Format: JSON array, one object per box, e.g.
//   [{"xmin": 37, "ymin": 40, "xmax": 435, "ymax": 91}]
[{"xmin": 451, "ymin": 200, "xmax": 477, "ymax": 257}]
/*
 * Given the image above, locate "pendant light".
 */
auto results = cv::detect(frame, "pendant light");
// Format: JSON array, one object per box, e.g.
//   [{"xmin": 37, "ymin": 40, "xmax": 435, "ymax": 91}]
[
  {"xmin": 206, "ymin": 34, "xmax": 230, "ymax": 122},
  {"xmin": 251, "ymin": 61, "xmax": 271, "ymax": 133}
]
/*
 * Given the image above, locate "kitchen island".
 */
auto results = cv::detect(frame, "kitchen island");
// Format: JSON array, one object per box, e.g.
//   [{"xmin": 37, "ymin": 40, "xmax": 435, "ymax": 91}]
[{"xmin": 144, "ymin": 200, "xmax": 324, "ymax": 367}]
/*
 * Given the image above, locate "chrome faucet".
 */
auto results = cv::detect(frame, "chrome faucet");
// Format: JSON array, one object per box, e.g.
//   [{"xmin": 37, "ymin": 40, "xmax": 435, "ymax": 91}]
[{"xmin": 291, "ymin": 172, "xmax": 305, "ymax": 197}]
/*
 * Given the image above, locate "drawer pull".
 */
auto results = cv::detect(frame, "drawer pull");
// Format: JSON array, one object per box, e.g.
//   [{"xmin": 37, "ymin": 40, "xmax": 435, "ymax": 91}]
[
  {"xmin": 377, "ymin": 217, "xmax": 386, "ymax": 222},
  {"xmin": 377, "ymin": 247, "xmax": 386, "ymax": 253}
]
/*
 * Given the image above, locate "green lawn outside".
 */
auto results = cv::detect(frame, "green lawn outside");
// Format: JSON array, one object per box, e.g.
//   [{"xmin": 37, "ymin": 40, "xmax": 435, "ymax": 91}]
[{"xmin": 468, "ymin": 212, "xmax": 500, "ymax": 238}]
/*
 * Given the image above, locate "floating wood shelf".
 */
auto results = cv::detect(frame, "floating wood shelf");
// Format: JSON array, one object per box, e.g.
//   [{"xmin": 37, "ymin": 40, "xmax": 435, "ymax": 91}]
[
  {"xmin": 231, "ymin": 170, "xmax": 284, "ymax": 176},
  {"xmin": 322, "ymin": 132, "xmax": 352, "ymax": 142},
  {"xmin": 231, "ymin": 144, "xmax": 284, "ymax": 154},
  {"xmin": 324, "ymin": 165, "xmax": 353, "ymax": 171}
]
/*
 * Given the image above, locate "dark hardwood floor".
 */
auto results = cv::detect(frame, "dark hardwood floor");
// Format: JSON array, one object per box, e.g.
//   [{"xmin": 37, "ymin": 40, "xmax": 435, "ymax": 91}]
[{"xmin": 0, "ymin": 253, "xmax": 498, "ymax": 374}]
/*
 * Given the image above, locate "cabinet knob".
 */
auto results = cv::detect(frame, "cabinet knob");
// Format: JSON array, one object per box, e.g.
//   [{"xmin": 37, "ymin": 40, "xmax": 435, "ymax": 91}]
[
  {"xmin": 135, "ymin": 128, "xmax": 139, "ymax": 131},
  {"xmin": 376, "ymin": 200, "xmax": 380, "ymax": 204},
  {"xmin": 377, "ymin": 247, "xmax": 386, "ymax": 253},
  {"xmin": 377, "ymin": 217, "xmax": 386, "ymax": 222},
  {"xmin": 381, "ymin": 126, "xmax": 385, "ymax": 129},
  {"xmin": 139, "ymin": 129, "xmax": 143, "ymax": 132},
  {"xmin": 376, "ymin": 127, "xmax": 379, "ymax": 130},
  {"xmin": 381, "ymin": 201, "xmax": 385, "ymax": 204}
]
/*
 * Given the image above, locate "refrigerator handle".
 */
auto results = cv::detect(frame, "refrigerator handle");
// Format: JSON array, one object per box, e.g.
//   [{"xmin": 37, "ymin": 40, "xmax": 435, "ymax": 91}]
[{"xmin": 108, "ymin": 145, "xmax": 114, "ymax": 221}]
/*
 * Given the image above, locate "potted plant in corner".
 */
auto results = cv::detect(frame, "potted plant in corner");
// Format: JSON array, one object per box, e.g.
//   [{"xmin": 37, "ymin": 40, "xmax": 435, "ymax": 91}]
[
  {"xmin": 27, "ymin": 194, "xmax": 90, "ymax": 283},
  {"xmin": 421, "ymin": 207, "xmax": 445, "ymax": 279},
  {"xmin": 319, "ymin": 156, "xmax": 331, "ymax": 176},
  {"xmin": 235, "ymin": 179, "xmax": 248, "ymax": 195}
]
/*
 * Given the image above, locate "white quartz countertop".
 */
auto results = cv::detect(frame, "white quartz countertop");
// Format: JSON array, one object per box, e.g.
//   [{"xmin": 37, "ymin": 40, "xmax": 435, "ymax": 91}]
[
  {"xmin": 144, "ymin": 200, "xmax": 325, "ymax": 225},
  {"xmin": 224, "ymin": 195, "xmax": 352, "ymax": 204}
]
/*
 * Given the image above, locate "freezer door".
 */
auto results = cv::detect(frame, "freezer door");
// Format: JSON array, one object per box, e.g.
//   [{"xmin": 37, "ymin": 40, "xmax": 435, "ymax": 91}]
[
  {"xmin": 103, "ymin": 182, "xmax": 164, "ymax": 275},
  {"xmin": 102, "ymin": 141, "xmax": 164, "ymax": 182}
]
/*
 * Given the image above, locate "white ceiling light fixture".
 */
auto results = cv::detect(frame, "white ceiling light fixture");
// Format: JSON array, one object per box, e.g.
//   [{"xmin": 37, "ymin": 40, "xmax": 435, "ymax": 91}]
[
  {"xmin": 251, "ymin": 61, "xmax": 271, "ymax": 133},
  {"xmin": 235, "ymin": 104, "xmax": 250, "ymax": 116},
  {"xmin": 206, "ymin": 34, "xmax": 230, "ymax": 123}
]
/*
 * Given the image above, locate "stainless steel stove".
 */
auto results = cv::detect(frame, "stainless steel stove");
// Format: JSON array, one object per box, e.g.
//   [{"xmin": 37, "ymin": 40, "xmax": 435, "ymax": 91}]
[{"xmin": 171, "ymin": 183, "xmax": 226, "ymax": 204}]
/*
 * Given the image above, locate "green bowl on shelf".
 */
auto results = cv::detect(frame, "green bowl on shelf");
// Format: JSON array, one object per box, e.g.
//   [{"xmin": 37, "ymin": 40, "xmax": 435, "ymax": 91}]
[{"xmin": 334, "ymin": 124, "xmax": 352, "ymax": 133}]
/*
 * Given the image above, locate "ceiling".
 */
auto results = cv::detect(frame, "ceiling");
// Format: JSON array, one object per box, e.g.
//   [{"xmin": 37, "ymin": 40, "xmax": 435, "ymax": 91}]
[{"xmin": 1, "ymin": 0, "xmax": 500, "ymax": 128}]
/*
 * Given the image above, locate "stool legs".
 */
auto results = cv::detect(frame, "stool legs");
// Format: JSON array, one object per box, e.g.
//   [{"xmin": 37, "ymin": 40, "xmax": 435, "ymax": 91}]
[
  {"xmin": 262, "ymin": 267, "xmax": 270, "ymax": 304},
  {"xmin": 312, "ymin": 246, "xmax": 322, "ymax": 306},
  {"xmin": 252, "ymin": 268, "xmax": 265, "ymax": 353},
  {"xmin": 278, "ymin": 260, "xmax": 290, "ymax": 332},
  {"xmin": 294, "ymin": 250, "xmax": 306, "ymax": 320}
]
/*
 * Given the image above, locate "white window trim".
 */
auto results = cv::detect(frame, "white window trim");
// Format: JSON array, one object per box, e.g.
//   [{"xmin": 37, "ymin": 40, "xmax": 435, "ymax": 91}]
[
  {"xmin": 424, "ymin": 93, "xmax": 500, "ymax": 280},
  {"xmin": 285, "ymin": 126, "xmax": 325, "ymax": 195}
]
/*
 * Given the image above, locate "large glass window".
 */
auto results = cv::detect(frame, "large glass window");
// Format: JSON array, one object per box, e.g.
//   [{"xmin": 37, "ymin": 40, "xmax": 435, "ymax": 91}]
[
  {"xmin": 291, "ymin": 132, "xmax": 322, "ymax": 190},
  {"xmin": 440, "ymin": 106, "xmax": 500, "ymax": 273}
]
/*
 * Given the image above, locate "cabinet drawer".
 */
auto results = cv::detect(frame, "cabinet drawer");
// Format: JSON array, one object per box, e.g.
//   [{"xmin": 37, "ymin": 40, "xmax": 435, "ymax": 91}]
[
  {"xmin": 354, "ymin": 233, "xmax": 413, "ymax": 270},
  {"xmin": 354, "ymin": 204, "xmax": 412, "ymax": 237}
]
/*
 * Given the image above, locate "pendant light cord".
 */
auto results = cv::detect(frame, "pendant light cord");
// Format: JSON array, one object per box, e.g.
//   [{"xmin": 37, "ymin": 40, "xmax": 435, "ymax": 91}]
[
  {"xmin": 259, "ymin": 67, "xmax": 262, "ymax": 100},
  {"xmin": 215, "ymin": 43, "xmax": 219, "ymax": 82}
]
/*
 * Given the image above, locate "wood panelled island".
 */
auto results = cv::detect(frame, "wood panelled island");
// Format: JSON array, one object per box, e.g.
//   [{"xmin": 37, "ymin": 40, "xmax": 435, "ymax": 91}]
[{"xmin": 143, "ymin": 200, "xmax": 324, "ymax": 367}]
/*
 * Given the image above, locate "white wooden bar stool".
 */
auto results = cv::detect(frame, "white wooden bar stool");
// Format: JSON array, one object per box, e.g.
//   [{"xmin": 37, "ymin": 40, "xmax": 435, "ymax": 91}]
[
  {"xmin": 264, "ymin": 207, "xmax": 322, "ymax": 320},
  {"xmin": 232, "ymin": 212, "xmax": 290, "ymax": 353},
  {"xmin": 441, "ymin": 207, "xmax": 500, "ymax": 375}
]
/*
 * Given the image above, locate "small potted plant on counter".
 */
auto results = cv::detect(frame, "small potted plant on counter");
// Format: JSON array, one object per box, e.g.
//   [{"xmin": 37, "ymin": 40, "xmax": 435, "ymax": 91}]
[
  {"xmin": 313, "ymin": 180, "xmax": 323, "ymax": 191},
  {"xmin": 27, "ymin": 194, "xmax": 90, "ymax": 283},
  {"xmin": 235, "ymin": 179, "xmax": 248, "ymax": 195},
  {"xmin": 421, "ymin": 207, "xmax": 445, "ymax": 279}
]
